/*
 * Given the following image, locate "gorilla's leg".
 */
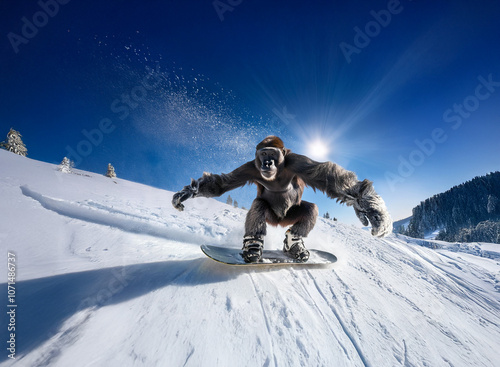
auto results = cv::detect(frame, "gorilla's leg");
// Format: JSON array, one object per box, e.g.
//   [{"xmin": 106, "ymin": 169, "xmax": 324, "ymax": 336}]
[
  {"xmin": 279, "ymin": 201, "xmax": 317, "ymax": 262},
  {"xmin": 243, "ymin": 198, "xmax": 280, "ymax": 262},
  {"xmin": 282, "ymin": 201, "xmax": 318, "ymax": 237},
  {"xmin": 244, "ymin": 198, "xmax": 278, "ymax": 237}
]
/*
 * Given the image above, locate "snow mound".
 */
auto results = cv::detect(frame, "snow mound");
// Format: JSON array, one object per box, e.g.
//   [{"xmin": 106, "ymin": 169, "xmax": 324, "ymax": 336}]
[{"xmin": 1, "ymin": 149, "xmax": 500, "ymax": 367}]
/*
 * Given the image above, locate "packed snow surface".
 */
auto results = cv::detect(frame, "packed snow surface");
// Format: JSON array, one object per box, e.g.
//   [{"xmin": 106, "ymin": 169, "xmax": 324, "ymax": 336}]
[{"xmin": 1, "ymin": 149, "xmax": 500, "ymax": 367}]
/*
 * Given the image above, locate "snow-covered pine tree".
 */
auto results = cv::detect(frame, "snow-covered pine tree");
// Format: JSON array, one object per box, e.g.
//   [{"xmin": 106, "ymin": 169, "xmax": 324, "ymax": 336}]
[
  {"xmin": 226, "ymin": 195, "xmax": 233, "ymax": 205},
  {"xmin": 0, "ymin": 128, "xmax": 28, "ymax": 157},
  {"xmin": 233, "ymin": 200, "xmax": 238, "ymax": 208},
  {"xmin": 105, "ymin": 163, "xmax": 117, "ymax": 178},
  {"xmin": 407, "ymin": 171, "xmax": 500, "ymax": 241},
  {"xmin": 58, "ymin": 157, "xmax": 73, "ymax": 173},
  {"xmin": 323, "ymin": 212, "xmax": 330, "ymax": 219},
  {"xmin": 487, "ymin": 195, "xmax": 499, "ymax": 214}
]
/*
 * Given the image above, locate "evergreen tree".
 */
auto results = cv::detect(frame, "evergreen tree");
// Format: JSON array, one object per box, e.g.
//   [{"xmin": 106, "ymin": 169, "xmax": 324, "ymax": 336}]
[
  {"xmin": 487, "ymin": 195, "xmax": 499, "ymax": 214},
  {"xmin": 394, "ymin": 225, "xmax": 406, "ymax": 234},
  {"xmin": 323, "ymin": 212, "xmax": 330, "ymax": 219},
  {"xmin": 58, "ymin": 157, "xmax": 73, "ymax": 173},
  {"xmin": 226, "ymin": 195, "xmax": 233, "ymax": 205},
  {"xmin": 0, "ymin": 128, "xmax": 27, "ymax": 157},
  {"xmin": 105, "ymin": 163, "xmax": 117, "ymax": 178},
  {"xmin": 406, "ymin": 171, "xmax": 500, "ymax": 242},
  {"xmin": 233, "ymin": 200, "xmax": 238, "ymax": 208},
  {"xmin": 454, "ymin": 220, "xmax": 500, "ymax": 244}
]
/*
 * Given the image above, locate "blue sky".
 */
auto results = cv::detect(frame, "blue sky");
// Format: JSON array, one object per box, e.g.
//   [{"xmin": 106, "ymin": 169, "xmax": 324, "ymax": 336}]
[{"xmin": 1, "ymin": 1, "xmax": 499, "ymax": 225}]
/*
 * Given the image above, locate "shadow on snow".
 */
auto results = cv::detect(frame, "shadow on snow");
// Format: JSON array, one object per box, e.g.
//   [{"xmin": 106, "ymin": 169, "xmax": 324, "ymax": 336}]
[{"xmin": 0, "ymin": 257, "xmax": 244, "ymax": 362}]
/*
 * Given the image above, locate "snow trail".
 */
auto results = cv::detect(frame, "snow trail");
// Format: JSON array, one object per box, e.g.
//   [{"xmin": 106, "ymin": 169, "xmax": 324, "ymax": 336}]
[
  {"xmin": 1, "ymin": 150, "xmax": 500, "ymax": 366},
  {"xmin": 306, "ymin": 270, "xmax": 371, "ymax": 367},
  {"xmin": 19, "ymin": 185, "xmax": 218, "ymax": 245}
]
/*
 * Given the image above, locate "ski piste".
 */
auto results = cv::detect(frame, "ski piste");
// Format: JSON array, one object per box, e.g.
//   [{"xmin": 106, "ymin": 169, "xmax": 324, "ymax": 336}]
[
  {"xmin": 3, "ymin": 150, "xmax": 499, "ymax": 366},
  {"xmin": 201, "ymin": 244, "xmax": 337, "ymax": 266}
]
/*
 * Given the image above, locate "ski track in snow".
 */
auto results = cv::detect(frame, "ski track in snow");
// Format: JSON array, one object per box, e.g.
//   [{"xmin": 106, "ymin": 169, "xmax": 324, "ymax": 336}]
[
  {"xmin": 305, "ymin": 269, "xmax": 370, "ymax": 367},
  {"xmin": 19, "ymin": 185, "xmax": 227, "ymax": 246},
  {"xmin": 1, "ymin": 150, "xmax": 500, "ymax": 367}
]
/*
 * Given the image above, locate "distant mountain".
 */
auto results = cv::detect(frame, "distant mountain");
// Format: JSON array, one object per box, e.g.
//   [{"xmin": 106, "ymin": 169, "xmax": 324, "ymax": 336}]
[
  {"xmin": 404, "ymin": 172, "xmax": 500, "ymax": 243},
  {"xmin": 392, "ymin": 216, "xmax": 412, "ymax": 234}
]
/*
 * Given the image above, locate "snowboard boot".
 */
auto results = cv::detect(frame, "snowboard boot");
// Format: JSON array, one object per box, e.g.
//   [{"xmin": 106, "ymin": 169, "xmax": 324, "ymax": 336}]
[
  {"xmin": 242, "ymin": 236, "xmax": 264, "ymax": 263},
  {"xmin": 283, "ymin": 229, "xmax": 310, "ymax": 262}
]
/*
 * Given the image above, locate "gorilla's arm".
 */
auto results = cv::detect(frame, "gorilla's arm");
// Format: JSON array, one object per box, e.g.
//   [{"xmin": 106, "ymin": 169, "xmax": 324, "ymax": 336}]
[
  {"xmin": 172, "ymin": 161, "xmax": 257, "ymax": 211},
  {"xmin": 286, "ymin": 153, "xmax": 392, "ymax": 237},
  {"xmin": 196, "ymin": 161, "xmax": 257, "ymax": 197}
]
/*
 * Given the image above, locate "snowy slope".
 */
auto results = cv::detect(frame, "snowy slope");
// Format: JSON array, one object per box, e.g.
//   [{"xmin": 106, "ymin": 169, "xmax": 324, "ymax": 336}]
[{"xmin": 1, "ymin": 149, "xmax": 500, "ymax": 367}]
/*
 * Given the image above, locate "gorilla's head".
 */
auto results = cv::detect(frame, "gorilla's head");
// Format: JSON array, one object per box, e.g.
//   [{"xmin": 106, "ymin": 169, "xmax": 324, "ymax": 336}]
[{"xmin": 255, "ymin": 136, "xmax": 287, "ymax": 181}]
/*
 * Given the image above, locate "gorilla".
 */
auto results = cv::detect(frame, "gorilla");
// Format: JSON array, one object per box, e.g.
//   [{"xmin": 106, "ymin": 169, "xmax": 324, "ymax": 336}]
[{"xmin": 172, "ymin": 136, "xmax": 392, "ymax": 263}]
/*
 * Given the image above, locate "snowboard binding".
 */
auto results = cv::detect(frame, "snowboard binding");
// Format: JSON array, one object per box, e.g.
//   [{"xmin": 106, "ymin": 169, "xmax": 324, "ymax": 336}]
[
  {"xmin": 242, "ymin": 236, "xmax": 264, "ymax": 263},
  {"xmin": 283, "ymin": 229, "xmax": 310, "ymax": 262}
]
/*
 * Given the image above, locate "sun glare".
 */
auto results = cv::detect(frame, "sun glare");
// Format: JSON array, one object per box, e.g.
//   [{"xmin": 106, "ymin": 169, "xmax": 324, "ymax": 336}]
[{"xmin": 307, "ymin": 139, "xmax": 329, "ymax": 160}]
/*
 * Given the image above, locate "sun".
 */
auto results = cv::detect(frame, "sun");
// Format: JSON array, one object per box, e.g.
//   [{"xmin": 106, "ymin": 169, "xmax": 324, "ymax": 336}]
[{"xmin": 307, "ymin": 139, "xmax": 329, "ymax": 160}]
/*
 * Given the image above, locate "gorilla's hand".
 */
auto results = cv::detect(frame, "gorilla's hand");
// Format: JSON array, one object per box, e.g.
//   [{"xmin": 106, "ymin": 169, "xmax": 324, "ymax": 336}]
[
  {"xmin": 172, "ymin": 178, "xmax": 199, "ymax": 211},
  {"xmin": 345, "ymin": 180, "xmax": 392, "ymax": 237},
  {"xmin": 353, "ymin": 201, "xmax": 392, "ymax": 237}
]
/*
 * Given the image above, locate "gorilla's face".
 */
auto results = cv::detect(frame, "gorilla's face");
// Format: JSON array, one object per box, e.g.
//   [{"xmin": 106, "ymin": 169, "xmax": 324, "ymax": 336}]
[{"xmin": 256, "ymin": 147, "xmax": 283, "ymax": 181}]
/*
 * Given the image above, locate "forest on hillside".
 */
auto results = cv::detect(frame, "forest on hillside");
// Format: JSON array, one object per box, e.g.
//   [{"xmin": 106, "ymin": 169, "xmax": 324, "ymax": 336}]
[{"xmin": 404, "ymin": 172, "xmax": 500, "ymax": 244}]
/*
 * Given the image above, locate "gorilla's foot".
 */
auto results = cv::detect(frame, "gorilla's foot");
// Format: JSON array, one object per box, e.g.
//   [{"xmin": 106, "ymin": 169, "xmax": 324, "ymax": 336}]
[
  {"xmin": 283, "ymin": 229, "xmax": 310, "ymax": 262},
  {"xmin": 242, "ymin": 236, "xmax": 264, "ymax": 263}
]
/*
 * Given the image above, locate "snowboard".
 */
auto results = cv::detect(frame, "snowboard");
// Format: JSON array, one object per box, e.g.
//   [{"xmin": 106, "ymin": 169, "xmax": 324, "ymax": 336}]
[{"xmin": 201, "ymin": 244, "xmax": 337, "ymax": 266}]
